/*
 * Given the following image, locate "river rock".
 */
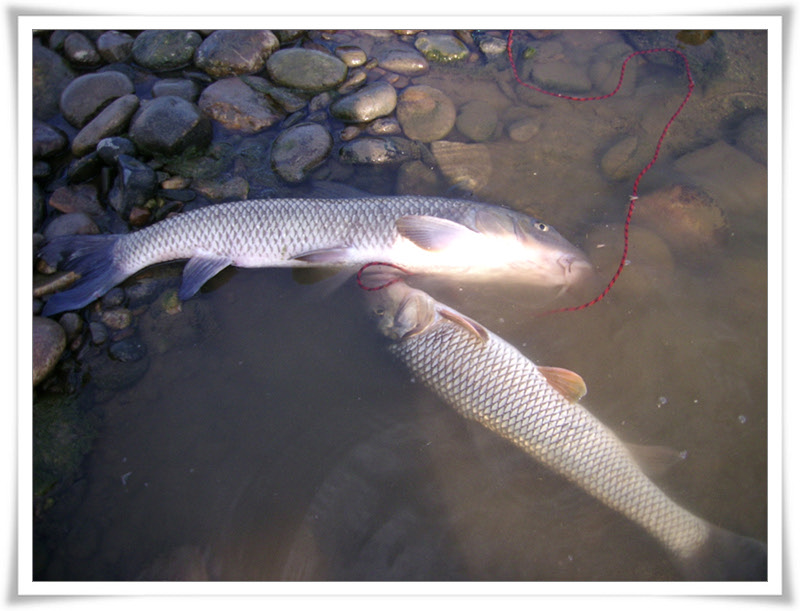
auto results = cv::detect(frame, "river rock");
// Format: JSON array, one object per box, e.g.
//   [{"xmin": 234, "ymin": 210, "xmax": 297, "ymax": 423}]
[
  {"xmin": 96, "ymin": 136, "xmax": 137, "ymax": 164},
  {"xmin": 71, "ymin": 93, "xmax": 140, "ymax": 156},
  {"xmin": 198, "ymin": 77, "xmax": 284, "ymax": 133},
  {"xmin": 129, "ymin": 95, "xmax": 211, "ymax": 156},
  {"xmin": 271, "ymin": 122, "xmax": 333, "ymax": 183},
  {"xmin": 108, "ymin": 154, "xmax": 157, "ymax": 217},
  {"xmin": 734, "ymin": 112, "xmax": 767, "ymax": 165},
  {"xmin": 396, "ymin": 160, "xmax": 441, "ymax": 195},
  {"xmin": 431, "ymin": 141, "xmax": 492, "ymax": 192},
  {"xmin": 455, "ymin": 100, "xmax": 498, "ymax": 142},
  {"xmin": 59, "ymin": 71, "xmax": 135, "ymax": 128},
  {"xmin": 33, "ymin": 316, "xmax": 66, "ymax": 386},
  {"xmin": 376, "ymin": 47, "xmax": 430, "ymax": 75},
  {"xmin": 63, "ymin": 32, "xmax": 101, "ymax": 67},
  {"xmin": 266, "ymin": 48, "xmax": 348, "ymax": 93},
  {"xmin": 506, "ymin": 116, "xmax": 540, "ymax": 142},
  {"xmin": 191, "ymin": 176, "xmax": 249, "ymax": 201},
  {"xmin": 132, "ymin": 30, "xmax": 202, "ymax": 72},
  {"xmin": 339, "ymin": 137, "xmax": 416, "ymax": 165},
  {"xmin": 43, "ymin": 212, "xmax": 99, "ymax": 240},
  {"xmin": 396, "ymin": 85, "xmax": 456, "ymax": 142},
  {"xmin": 414, "ymin": 34, "xmax": 469, "ymax": 63},
  {"xmin": 33, "ymin": 181, "xmax": 45, "ymax": 231},
  {"xmin": 330, "ymin": 81, "xmax": 397, "ymax": 123},
  {"xmin": 194, "ymin": 30, "xmax": 279, "ymax": 77},
  {"xmin": 96, "ymin": 30, "xmax": 134, "ymax": 63},
  {"xmin": 600, "ymin": 135, "xmax": 640, "ymax": 181},
  {"xmin": 48, "ymin": 184, "xmax": 104, "ymax": 216},
  {"xmin": 152, "ymin": 78, "xmax": 200, "ymax": 101},
  {"xmin": 33, "ymin": 43, "xmax": 75, "ymax": 120},
  {"xmin": 33, "ymin": 120, "xmax": 68, "ymax": 158},
  {"xmin": 335, "ymin": 45, "xmax": 367, "ymax": 67},
  {"xmin": 101, "ymin": 308, "xmax": 133, "ymax": 330},
  {"xmin": 530, "ymin": 58, "xmax": 592, "ymax": 93}
]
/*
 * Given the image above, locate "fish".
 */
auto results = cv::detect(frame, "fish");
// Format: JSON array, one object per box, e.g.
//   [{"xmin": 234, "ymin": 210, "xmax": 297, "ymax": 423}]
[
  {"xmin": 38, "ymin": 195, "xmax": 593, "ymax": 316},
  {"xmin": 365, "ymin": 276, "xmax": 768, "ymax": 580}
]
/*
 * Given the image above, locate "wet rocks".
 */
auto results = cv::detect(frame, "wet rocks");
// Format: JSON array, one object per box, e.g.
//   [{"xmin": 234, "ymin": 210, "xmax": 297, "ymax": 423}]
[
  {"xmin": 63, "ymin": 32, "xmax": 101, "ymax": 67},
  {"xmin": 33, "ymin": 316, "xmax": 66, "ymax": 386},
  {"xmin": 339, "ymin": 136, "xmax": 417, "ymax": 165},
  {"xmin": 198, "ymin": 77, "xmax": 284, "ymax": 133},
  {"xmin": 455, "ymin": 100, "xmax": 498, "ymax": 142},
  {"xmin": 414, "ymin": 34, "xmax": 469, "ymax": 63},
  {"xmin": 42, "ymin": 212, "xmax": 99, "ymax": 240},
  {"xmin": 431, "ymin": 141, "xmax": 492, "ymax": 192},
  {"xmin": 108, "ymin": 155, "xmax": 157, "ymax": 217},
  {"xmin": 131, "ymin": 30, "xmax": 202, "ymax": 72},
  {"xmin": 59, "ymin": 71, "xmax": 134, "ymax": 128},
  {"xmin": 271, "ymin": 122, "xmax": 333, "ymax": 183},
  {"xmin": 376, "ymin": 47, "xmax": 429, "ymax": 75},
  {"xmin": 194, "ymin": 30, "xmax": 279, "ymax": 77},
  {"xmin": 396, "ymin": 85, "xmax": 456, "ymax": 142},
  {"xmin": 33, "ymin": 120, "xmax": 68, "ymax": 158},
  {"xmin": 33, "ymin": 43, "xmax": 75, "ymax": 120},
  {"xmin": 266, "ymin": 48, "xmax": 348, "ymax": 93},
  {"xmin": 600, "ymin": 135, "xmax": 641, "ymax": 181},
  {"xmin": 47, "ymin": 184, "xmax": 105, "ymax": 217},
  {"xmin": 71, "ymin": 93, "xmax": 139, "ymax": 156},
  {"xmin": 96, "ymin": 30, "xmax": 135, "ymax": 63},
  {"xmin": 330, "ymin": 81, "xmax": 397, "ymax": 123},
  {"xmin": 129, "ymin": 95, "xmax": 211, "ymax": 156}
]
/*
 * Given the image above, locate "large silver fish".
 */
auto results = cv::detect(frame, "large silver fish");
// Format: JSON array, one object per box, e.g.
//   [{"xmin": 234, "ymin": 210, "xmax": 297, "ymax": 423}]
[
  {"xmin": 366, "ymin": 277, "xmax": 767, "ymax": 580},
  {"xmin": 39, "ymin": 196, "xmax": 592, "ymax": 316}
]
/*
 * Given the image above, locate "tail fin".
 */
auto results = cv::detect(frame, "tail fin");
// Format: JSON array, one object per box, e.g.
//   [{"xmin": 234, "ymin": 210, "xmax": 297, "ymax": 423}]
[
  {"xmin": 39, "ymin": 234, "xmax": 125, "ymax": 316},
  {"xmin": 678, "ymin": 524, "xmax": 767, "ymax": 581}
]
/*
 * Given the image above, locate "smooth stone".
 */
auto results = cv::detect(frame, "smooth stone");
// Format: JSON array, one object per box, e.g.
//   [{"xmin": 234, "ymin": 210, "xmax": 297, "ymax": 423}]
[
  {"xmin": 152, "ymin": 78, "xmax": 200, "ymax": 101},
  {"xmin": 71, "ymin": 93, "xmax": 140, "ymax": 157},
  {"xmin": 58, "ymin": 312, "xmax": 83, "ymax": 344},
  {"xmin": 32, "ymin": 161, "xmax": 50, "ymax": 179},
  {"xmin": 396, "ymin": 160, "xmax": 441, "ymax": 195},
  {"xmin": 396, "ymin": 85, "xmax": 456, "ymax": 142},
  {"xmin": 531, "ymin": 59, "xmax": 593, "ymax": 93},
  {"xmin": 96, "ymin": 30, "xmax": 134, "ymax": 63},
  {"xmin": 129, "ymin": 95, "xmax": 211, "ymax": 155},
  {"xmin": 337, "ymin": 69, "xmax": 367, "ymax": 94},
  {"xmin": 66, "ymin": 152, "xmax": 102, "ymax": 183},
  {"xmin": 108, "ymin": 336, "xmax": 147, "ymax": 362},
  {"xmin": 330, "ymin": 81, "xmax": 397, "ymax": 123},
  {"xmin": 271, "ymin": 122, "xmax": 332, "ymax": 183},
  {"xmin": 59, "ymin": 71, "xmax": 135, "ymax": 128},
  {"xmin": 734, "ymin": 112, "xmax": 767, "ymax": 165},
  {"xmin": 33, "ymin": 43, "xmax": 75, "ymax": 120},
  {"xmin": 376, "ymin": 47, "xmax": 430, "ymax": 75},
  {"xmin": 339, "ymin": 137, "xmax": 415, "ymax": 165},
  {"xmin": 108, "ymin": 154, "xmax": 157, "ymax": 217},
  {"xmin": 96, "ymin": 136, "xmax": 137, "ymax": 164},
  {"xmin": 266, "ymin": 48, "xmax": 348, "ymax": 93},
  {"xmin": 33, "ymin": 317, "xmax": 67, "ymax": 386},
  {"xmin": 101, "ymin": 308, "xmax": 133, "ymax": 330},
  {"xmin": 366, "ymin": 117, "xmax": 402, "ymax": 136},
  {"xmin": 33, "ymin": 271, "xmax": 79, "ymax": 299},
  {"xmin": 600, "ymin": 135, "xmax": 640, "ymax": 181},
  {"xmin": 430, "ymin": 141, "xmax": 492, "ymax": 192},
  {"xmin": 191, "ymin": 176, "xmax": 249, "ymax": 201},
  {"xmin": 194, "ymin": 30, "xmax": 279, "ymax": 77},
  {"xmin": 48, "ymin": 184, "xmax": 104, "ymax": 216},
  {"xmin": 506, "ymin": 117, "xmax": 540, "ymax": 142},
  {"xmin": 198, "ymin": 77, "xmax": 284, "ymax": 133},
  {"xmin": 43, "ymin": 212, "xmax": 99, "ymax": 240},
  {"xmin": 63, "ymin": 32, "xmax": 101, "ymax": 66},
  {"xmin": 132, "ymin": 30, "xmax": 202, "ymax": 71},
  {"xmin": 33, "ymin": 120, "xmax": 68, "ymax": 158},
  {"xmin": 100, "ymin": 287, "xmax": 126, "ymax": 308},
  {"xmin": 478, "ymin": 35, "xmax": 507, "ymax": 56},
  {"xmin": 88, "ymin": 321, "xmax": 107, "ymax": 345},
  {"xmin": 455, "ymin": 100, "xmax": 498, "ymax": 142},
  {"xmin": 414, "ymin": 34, "xmax": 469, "ymax": 63},
  {"xmin": 335, "ymin": 45, "xmax": 367, "ymax": 67}
]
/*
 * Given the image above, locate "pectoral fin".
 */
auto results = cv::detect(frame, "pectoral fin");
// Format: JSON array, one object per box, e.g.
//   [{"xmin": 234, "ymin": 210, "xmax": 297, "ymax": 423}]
[
  {"xmin": 292, "ymin": 246, "xmax": 354, "ymax": 264},
  {"xmin": 625, "ymin": 443, "xmax": 687, "ymax": 478},
  {"xmin": 538, "ymin": 366, "xmax": 587, "ymax": 402},
  {"xmin": 396, "ymin": 216, "xmax": 478, "ymax": 251},
  {"xmin": 437, "ymin": 306, "xmax": 489, "ymax": 342},
  {"xmin": 179, "ymin": 255, "xmax": 233, "ymax": 300}
]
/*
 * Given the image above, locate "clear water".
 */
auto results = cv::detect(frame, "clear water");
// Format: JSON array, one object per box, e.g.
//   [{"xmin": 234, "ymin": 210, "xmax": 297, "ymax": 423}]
[{"xmin": 33, "ymin": 29, "xmax": 768, "ymax": 581}]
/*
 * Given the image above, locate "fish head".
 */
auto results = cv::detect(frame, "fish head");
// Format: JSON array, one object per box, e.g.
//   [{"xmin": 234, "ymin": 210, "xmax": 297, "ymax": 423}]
[{"xmin": 365, "ymin": 277, "xmax": 437, "ymax": 341}]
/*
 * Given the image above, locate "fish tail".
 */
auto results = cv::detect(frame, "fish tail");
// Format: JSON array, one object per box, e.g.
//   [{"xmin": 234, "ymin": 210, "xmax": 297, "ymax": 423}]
[
  {"xmin": 677, "ymin": 524, "xmax": 767, "ymax": 581},
  {"xmin": 40, "ymin": 234, "xmax": 127, "ymax": 316}
]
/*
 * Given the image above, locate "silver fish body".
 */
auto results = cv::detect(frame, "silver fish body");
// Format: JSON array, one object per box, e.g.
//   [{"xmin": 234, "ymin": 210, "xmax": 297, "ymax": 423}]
[
  {"xmin": 40, "ymin": 196, "xmax": 591, "ymax": 316},
  {"xmin": 367, "ymin": 280, "xmax": 767, "ymax": 580}
]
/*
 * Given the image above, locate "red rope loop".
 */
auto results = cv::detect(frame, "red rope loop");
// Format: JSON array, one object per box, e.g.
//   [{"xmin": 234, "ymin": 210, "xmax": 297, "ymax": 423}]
[{"xmin": 356, "ymin": 262, "xmax": 412, "ymax": 291}]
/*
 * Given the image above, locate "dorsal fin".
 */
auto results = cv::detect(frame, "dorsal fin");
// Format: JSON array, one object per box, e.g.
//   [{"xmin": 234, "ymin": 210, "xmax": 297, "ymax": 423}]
[{"xmin": 538, "ymin": 366, "xmax": 587, "ymax": 402}]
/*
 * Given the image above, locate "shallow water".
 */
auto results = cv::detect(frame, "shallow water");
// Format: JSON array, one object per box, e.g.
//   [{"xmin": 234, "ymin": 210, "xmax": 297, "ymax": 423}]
[{"xmin": 33, "ymin": 29, "xmax": 768, "ymax": 582}]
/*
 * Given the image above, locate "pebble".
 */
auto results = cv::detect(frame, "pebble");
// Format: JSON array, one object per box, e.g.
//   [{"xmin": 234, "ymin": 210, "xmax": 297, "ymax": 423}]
[
  {"xmin": 63, "ymin": 32, "xmax": 101, "ymax": 67},
  {"xmin": 431, "ymin": 141, "xmax": 492, "ymax": 192},
  {"xmin": 600, "ymin": 135, "xmax": 640, "ymax": 181},
  {"xmin": 455, "ymin": 100, "xmax": 498, "ymax": 142},
  {"xmin": 506, "ymin": 117, "xmax": 540, "ymax": 142},
  {"xmin": 58, "ymin": 312, "xmax": 84, "ymax": 346},
  {"xmin": 339, "ymin": 137, "xmax": 415, "ymax": 165},
  {"xmin": 71, "ymin": 93, "xmax": 140, "ymax": 157},
  {"xmin": 48, "ymin": 184, "xmax": 104, "ymax": 216},
  {"xmin": 198, "ymin": 77, "xmax": 284, "ymax": 133},
  {"xmin": 101, "ymin": 287, "xmax": 126, "ymax": 308},
  {"xmin": 33, "ymin": 316, "xmax": 66, "ymax": 386},
  {"xmin": 33, "ymin": 120, "xmax": 68, "ymax": 158},
  {"xmin": 194, "ymin": 30, "xmax": 279, "ymax": 78},
  {"xmin": 530, "ymin": 58, "xmax": 593, "ymax": 93},
  {"xmin": 396, "ymin": 85, "xmax": 456, "ymax": 142},
  {"xmin": 42, "ymin": 212, "xmax": 99, "ymax": 240},
  {"xmin": 330, "ymin": 81, "xmax": 397, "ymax": 124},
  {"xmin": 152, "ymin": 78, "xmax": 200, "ymax": 101},
  {"xmin": 266, "ymin": 48, "xmax": 348, "ymax": 93},
  {"xmin": 66, "ymin": 152, "xmax": 102, "ymax": 183},
  {"xmin": 101, "ymin": 308, "xmax": 133, "ymax": 330},
  {"xmin": 33, "ymin": 43, "xmax": 75, "ymax": 120},
  {"xmin": 734, "ymin": 112, "xmax": 767, "ymax": 165},
  {"xmin": 59, "ymin": 71, "xmax": 135, "ymax": 128},
  {"xmin": 414, "ymin": 34, "xmax": 469, "ymax": 63},
  {"xmin": 191, "ymin": 176, "xmax": 249, "ymax": 202},
  {"xmin": 96, "ymin": 30, "xmax": 134, "ymax": 63},
  {"xmin": 335, "ymin": 45, "xmax": 367, "ymax": 67},
  {"xmin": 108, "ymin": 336, "xmax": 147, "ymax": 362},
  {"xmin": 108, "ymin": 154, "xmax": 157, "ymax": 217},
  {"xmin": 96, "ymin": 136, "xmax": 137, "ymax": 164},
  {"xmin": 129, "ymin": 95, "xmax": 211, "ymax": 155},
  {"xmin": 270, "ymin": 122, "xmax": 333, "ymax": 183},
  {"xmin": 88, "ymin": 321, "xmax": 108, "ymax": 345},
  {"xmin": 396, "ymin": 160, "xmax": 441, "ymax": 195},
  {"xmin": 376, "ymin": 47, "xmax": 430, "ymax": 75},
  {"xmin": 131, "ymin": 30, "xmax": 202, "ymax": 72},
  {"xmin": 365, "ymin": 117, "xmax": 402, "ymax": 136}
]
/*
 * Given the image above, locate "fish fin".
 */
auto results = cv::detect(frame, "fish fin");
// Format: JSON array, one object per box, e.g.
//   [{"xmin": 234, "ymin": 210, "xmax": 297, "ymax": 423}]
[
  {"xmin": 538, "ymin": 366, "xmax": 587, "ymax": 402},
  {"xmin": 291, "ymin": 247, "xmax": 354, "ymax": 264},
  {"xmin": 40, "ymin": 234, "xmax": 126, "ymax": 316},
  {"xmin": 625, "ymin": 443, "xmax": 686, "ymax": 478},
  {"xmin": 676, "ymin": 523, "xmax": 767, "ymax": 581},
  {"xmin": 357, "ymin": 264, "xmax": 409, "ymax": 290},
  {"xmin": 474, "ymin": 208, "xmax": 515, "ymax": 236},
  {"xmin": 396, "ymin": 216, "xmax": 478, "ymax": 251},
  {"xmin": 437, "ymin": 306, "xmax": 489, "ymax": 342},
  {"xmin": 178, "ymin": 255, "xmax": 233, "ymax": 301}
]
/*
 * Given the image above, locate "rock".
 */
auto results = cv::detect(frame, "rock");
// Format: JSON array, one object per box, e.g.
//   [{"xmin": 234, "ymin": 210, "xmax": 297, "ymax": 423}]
[
  {"xmin": 198, "ymin": 77, "xmax": 284, "ymax": 133},
  {"xmin": 33, "ymin": 43, "xmax": 75, "ymax": 120},
  {"xmin": 376, "ymin": 47, "xmax": 430, "ymax": 75},
  {"xmin": 396, "ymin": 85, "xmax": 456, "ymax": 142},
  {"xmin": 88, "ymin": 321, "xmax": 107, "ymax": 345},
  {"xmin": 100, "ymin": 287, "xmax": 126, "ymax": 308},
  {"xmin": 266, "ymin": 48, "xmax": 348, "ymax": 93},
  {"xmin": 530, "ymin": 58, "xmax": 592, "ymax": 93},
  {"xmin": 152, "ymin": 78, "xmax": 200, "ymax": 102},
  {"xmin": 506, "ymin": 117, "xmax": 540, "ymax": 142},
  {"xmin": 414, "ymin": 34, "xmax": 469, "ymax": 62},
  {"xmin": 33, "ymin": 120, "xmax": 68, "ymax": 158},
  {"xmin": 339, "ymin": 137, "xmax": 417, "ymax": 165},
  {"xmin": 96, "ymin": 30, "xmax": 135, "ymax": 63},
  {"xmin": 430, "ymin": 141, "xmax": 492, "ymax": 192},
  {"xmin": 33, "ymin": 181, "xmax": 45, "ymax": 231},
  {"xmin": 455, "ymin": 100, "xmax": 498, "ymax": 142},
  {"xmin": 71, "ymin": 93, "xmax": 140, "ymax": 156},
  {"xmin": 108, "ymin": 154, "xmax": 157, "ymax": 217},
  {"xmin": 330, "ymin": 81, "xmax": 397, "ymax": 123},
  {"xmin": 129, "ymin": 96, "xmax": 211, "ymax": 156},
  {"xmin": 59, "ymin": 71, "xmax": 135, "ymax": 128},
  {"xmin": 96, "ymin": 136, "xmax": 137, "ymax": 164},
  {"xmin": 734, "ymin": 112, "xmax": 767, "ymax": 165},
  {"xmin": 66, "ymin": 152, "xmax": 102, "ymax": 183},
  {"xmin": 33, "ymin": 316, "xmax": 66, "ymax": 386},
  {"xmin": 132, "ymin": 30, "xmax": 202, "ymax": 72},
  {"xmin": 191, "ymin": 176, "xmax": 249, "ymax": 201},
  {"xmin": 194, "ymin": 30, "xmax": 279, "ymax": 77},
  {"xmin": 477, "ymin": 34, "xmax": 507, "ymax": 57},
  {"xmin": 42, "ymin": 212, "xmax": 99, "ymax": 240},
  {"xmin": 86, "ymin": 345, "xmax": 149, "ymax": 390},
  {"xmin": 101, "ymin": 308, "xmax": 133, "ymax": 330},
  {"xmin": 600, "ymin": 135, "xmax": 640, "ymax": 181},
  {"xmin": 58, "ymin": 312, "xmax": 83, "ymax": 345},
  {"xmin": 271, "ymin": 122, "xmax": 333, "ymax": 183},
  {"xmin": 63, "ymin": 32, "xmax": 101, "ymax": 67},
  {"xmin": 335, "ymin": 45, "xmax": 367, "ymax": 67},
  {"xmin": 366, "ymin": 117, "xmax": 402, "ymax": 136},
  {"xmin": 48, "ymin": 184, "xmax": 104, "ymax": 216},
  {"xmin": 396, "ymin": 160, "xmax": 441, "ymax": 195}
]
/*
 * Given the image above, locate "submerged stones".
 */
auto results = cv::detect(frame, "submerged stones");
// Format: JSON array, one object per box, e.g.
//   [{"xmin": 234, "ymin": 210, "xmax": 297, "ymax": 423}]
[
  {"xmin": 129, "ymin": 95, "xmax": 211, "ymax": 155},
  {"xmin": 131, "ymin": 30, "xmax": 202, "ymax": 72},
  {"xmin": 330, "ymin": 81, "xmax": 398, "ymax": 123},
  {"xmin": 270, "ymin": 122, "xmax": 333, "ymax": 183},
  {"xmin": 266, "ymin": 48, "xmax": 348, "ymax": 92},
  {"xmin": 33, "ymin": 317, "xmax": 66, "ymax": 386},
  {"xmin": 194, "ymin": 30, "xmax": 279, "ymax": 77},
  {"xmin": 59, "ymin": 71, "xmax": 135, "ymax": 128},
  {"xmin": 198, "ymin": 77, "xmax": 284, "ymax": 132},
  {"xmin": 396, "ymin": 85, "xmax": 456, "ymax": 142}
]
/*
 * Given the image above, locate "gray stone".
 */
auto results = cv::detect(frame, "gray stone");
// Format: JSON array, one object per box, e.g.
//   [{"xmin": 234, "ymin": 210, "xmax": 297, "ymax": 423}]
[
  {"xmin": 198, "ymin": 77, "xmax": 284, "ymax": 133},
  {"xmin": 129, "ymin": 96, "xmax": 211, "ymax": 156},
  {"xmin": 58, "ymin": 312, "xmax": 84, "ymax": 344},
  {"xmin": 266, "ymin": 48, "xmax": 348, "ymax": 93},
  {"xmin": 88, "ymin": 321, "xmax": 108, "ymax": 345},
  {"xmin": 96, "ymin": 30, "xmax": 135, "ymax": 63},
  {"xmin": 194, "ymin": 30, "xmax": 279, "ymax": 77},
  {"xmin": 335, "ymin": 45, "xmax": 367, "ymax": 67},
  {"xmin": 71, "ymin": 93, "xmax": 140, "ymax": 156},
  {"xmin": 455, "ymin": 100, "xmax": 498, "ymax": 142},
  {"xmin": 59, "ymin": 71, "xmax": 135, "ymax": 128},
  {"xmin": 132, "ymin": 30, "xmax": 202, "ymax": 72},
  {"xmin": 33, "ymin": 120, "xmax": 68, "ymax": 158},
  {"xmin": 339, "ymin": 137, "xmax": 416, "ymax": 165},
  {"xmin": 377, "ymin": 47, "xmax": 430, "ymax": 75},
  {"xmin": 101, "ymin": 308, "xmax": 133, "ymax": 330},
  {"xmin": 396, "ymin": 85, "xmax": 456, "ymax": 142},
  {"xmin": 66, "ymin": 152, "xmax": 102, "ymax": 183},
  {"xmin": 63, "ymin": 32, "xmax": 101, "ymax": 67},
  {"xmin": 43, "ymin": 212, "xmax": 100, "ymax": 240},
  {"xmin": 191, "ymin": 176, "xmax": 249, "ymax": 202},
  {"xmin": 506, "ymin": 117, "xmax": 540, "ymax": 142},
  {"xmin": 33, "ymin": 316, "xmax": 66, "ymax": 386},
  {"xmin": 108, "ymin": 154, "xmax": 157, "ymax": 217},
  {"xmin": 271, "ymin": 122, "xmax": 333, "ymax": 183},
  {"xmin": 600, "ymin": 135, "xmax": 640, "ymax": 181},
  {"xmin": 47, "ymin": 184, "xmax": 104, "ymax": 217},
  {"xmin": 734, "ymin": 112, "xmax": 767, "ymax": 165},
  {"xmin": 531, "ymin": 59, "xmax": 592, "ymax": 93},
  {"xmin": 96, "ymin": 136, "xmax": 137, "ymax": 164},
  {"xmin": 152, "ymin": 78, "xmax": 200, "ymax": 102},
  {"xmin": 414, "ymin": 34, "xmax": 469, "ymax": 63},
  {"xmin": 366, "ymin": 117, "xmax": 402, "ymax": 136},
  {"xmin": 32, "ymin": 44, "xmax": 75, "ymax": 120},
  {"xmin": 330, "ymin": 81, "xmax": 397, "ymax": 123}
]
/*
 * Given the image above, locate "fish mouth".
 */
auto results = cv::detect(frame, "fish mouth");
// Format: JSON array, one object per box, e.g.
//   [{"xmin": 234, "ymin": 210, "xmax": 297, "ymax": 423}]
[{"xmin": 558, "ymin": 253, "xmax": 595, "ymax": 286}]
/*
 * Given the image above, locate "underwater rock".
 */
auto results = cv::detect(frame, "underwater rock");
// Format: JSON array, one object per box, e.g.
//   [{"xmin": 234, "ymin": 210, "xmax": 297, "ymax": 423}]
[
  {"xmin": 194, "ymin": 30, "xmax": 279, "ymax": 78},
  {"xmin": 456, "ymin": 100, "xmax": 498, "ymax": 142},
  {"xmin": 396, "ymin": 85, "xmax": 456, "ymax": 142},
  {"xmin": 33, "ymin": 316, "xmax": 66, "ymax": 386},
  {"xmin": 431, "ymin": 141, "xmax": 492, "ymax": 192},
  {"xmin": 266, "ymin": 48, "xmax": 348, "ymax": 93},
  {"xmin": 131, "ymin": 30, "xmax": 202, "ymax": 72},
  {"xmin": 271, "ymin": 122, "xmax": 333, "ymax": 183}
]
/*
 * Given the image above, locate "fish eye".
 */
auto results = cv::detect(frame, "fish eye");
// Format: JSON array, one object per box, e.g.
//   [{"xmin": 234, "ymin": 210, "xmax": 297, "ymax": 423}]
[
  {"xmin": 536, "ymin": 222, "xmax": 549, "ymax": 232},
  {"xmin": 374, "ymin": 306, "xmax": 385, "ymax": 317}
]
